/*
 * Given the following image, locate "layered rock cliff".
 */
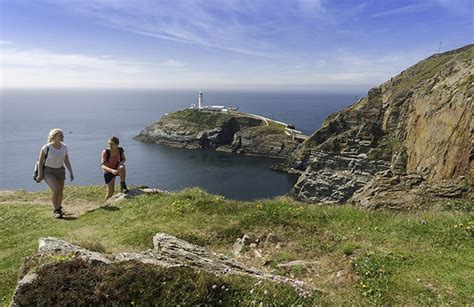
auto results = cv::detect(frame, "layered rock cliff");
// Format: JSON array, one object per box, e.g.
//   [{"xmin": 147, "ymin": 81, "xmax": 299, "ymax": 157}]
[
  {"xmin": 284, "ymin": 44, "xmax": 473, "ymax": 205},
  {"xmin": 135, "ymin": 109, "xmax": 305, "ymax": 159}
]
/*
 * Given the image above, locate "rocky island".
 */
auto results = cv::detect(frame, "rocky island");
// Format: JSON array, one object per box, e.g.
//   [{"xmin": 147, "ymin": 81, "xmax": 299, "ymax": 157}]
[{"xmin": 134, "ymin": 108, "xmax": 308, "ymax": 159}]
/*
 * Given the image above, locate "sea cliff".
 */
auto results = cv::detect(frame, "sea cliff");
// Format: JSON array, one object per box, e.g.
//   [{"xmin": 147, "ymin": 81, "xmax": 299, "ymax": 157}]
[
  {"xmin": 134, "ymin": 109, "xmax": 307, "ymax": 159},
  {"xmin": 280, "ymin": 44, "xmax": 473, "ymax": 206}
]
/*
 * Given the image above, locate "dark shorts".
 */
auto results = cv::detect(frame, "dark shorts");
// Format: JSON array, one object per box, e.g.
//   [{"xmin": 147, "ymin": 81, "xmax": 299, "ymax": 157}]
[
  {"xmin": 104, "ymin": 172, "xmax": 116, "ymax": 184},
  {"xmin": 44, "ymin": 166, "xmax": 66, "ymax": 181}
]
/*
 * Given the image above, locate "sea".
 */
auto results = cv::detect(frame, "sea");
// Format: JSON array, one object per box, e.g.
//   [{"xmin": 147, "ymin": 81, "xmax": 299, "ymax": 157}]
[{"xmin": 0, "ymin": 89, "xmax": 362, "ymax": 200}]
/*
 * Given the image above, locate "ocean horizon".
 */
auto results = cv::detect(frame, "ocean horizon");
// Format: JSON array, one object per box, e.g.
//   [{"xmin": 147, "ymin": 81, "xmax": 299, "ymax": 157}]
[{"xmin": 0, "ymin": 89, "xmax": 363, "ymax": 199}]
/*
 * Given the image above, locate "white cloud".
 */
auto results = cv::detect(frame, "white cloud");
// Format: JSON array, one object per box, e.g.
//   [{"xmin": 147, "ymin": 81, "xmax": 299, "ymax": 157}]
[
  {"xmin": 298, "ymin": 0, "xmax": 325, "ymax": 14},
  {"xmin": 0, "ymin": 43, "xmax": 433, "ymax": 90},
  {"xmin": 0, "ymin": 46, "xmax": 189, "ymax": 88},
  {"xmin": 159, "ymin": 59, "xmax": 186, "ymax": 69},
  {"xmin": 1, "ymin": 48, "xmax": 145, "ymax": 73},
  {"xmin": 44, "ymin": 0, "xmax": 327, "ymax": 58},
  {"xmin": 371, "ymin": 3, "xmax": 428, "ymax": 18}
]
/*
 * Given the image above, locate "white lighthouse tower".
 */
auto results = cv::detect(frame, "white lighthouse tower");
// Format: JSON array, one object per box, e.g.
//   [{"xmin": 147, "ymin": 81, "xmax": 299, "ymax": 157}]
[{"xmin": 198, "ymin": 91, "xmax": 203, "ymax": 109}]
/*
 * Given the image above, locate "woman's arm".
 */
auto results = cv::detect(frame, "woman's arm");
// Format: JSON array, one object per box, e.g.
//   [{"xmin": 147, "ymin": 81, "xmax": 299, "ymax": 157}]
[
  {"xmin": 101, "ymin": 152, "xmax": 118, "ymax": 174},
  {"xmin": 118, "ymin": 151, "xmax": 126, "ymax": 166},
  {"xmin": 64, "ymin": 154, "xmax": 74, "ymax": 181},
  {"xmin": 36, "ymin": 149, "xmax": 46, "ymax": 182},
  {"xmin": 101, "ymin": 164, "xmax": 118, "ymax": 174}
]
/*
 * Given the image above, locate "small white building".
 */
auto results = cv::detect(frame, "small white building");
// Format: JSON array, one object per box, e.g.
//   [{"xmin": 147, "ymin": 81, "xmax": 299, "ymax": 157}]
[{"xmin": 189, "ymin": 91, "xmax": 234, "ymax": 112}]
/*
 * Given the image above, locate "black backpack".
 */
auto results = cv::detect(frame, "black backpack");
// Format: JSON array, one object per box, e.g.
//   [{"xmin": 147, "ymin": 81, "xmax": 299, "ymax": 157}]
[
  {"xmin": 102, "ymin": 147, "xmax": 124, "ymax": 165},
  {"xmin": 33, "ymin": 146, "xmax": 49, "ymax": 182}
]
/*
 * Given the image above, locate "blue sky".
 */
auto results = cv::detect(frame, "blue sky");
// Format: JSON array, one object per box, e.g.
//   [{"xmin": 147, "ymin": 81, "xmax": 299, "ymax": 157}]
[{"xmin": 0, "ymin": 0, "xmax": 472, "ymax": 91}]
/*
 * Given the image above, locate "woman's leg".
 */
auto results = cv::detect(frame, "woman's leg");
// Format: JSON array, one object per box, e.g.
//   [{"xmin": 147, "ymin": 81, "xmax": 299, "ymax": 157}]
[
  {"xmin": 105, "ymin": 177, "xmax": 116, "ymax": 200},
  {"xmin": 117, "ymin": 165, "xmax": 126, "ymax": 181},
  {"xmin": 44, "ymin": 177, "xmax": 60, "ymax": 210},
  {"xmin": 57, "ymin": 179, "xmax": 65, "ymax": 208},
  {"xmin": 117, "ymin": 165, "xmax": 128, "ymax": 192}
]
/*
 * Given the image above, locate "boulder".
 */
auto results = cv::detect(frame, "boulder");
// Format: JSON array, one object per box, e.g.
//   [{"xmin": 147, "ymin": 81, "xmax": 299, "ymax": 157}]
[{"xmin": 11, "ymin": 234, "xmax": 319, "ymax": 305}]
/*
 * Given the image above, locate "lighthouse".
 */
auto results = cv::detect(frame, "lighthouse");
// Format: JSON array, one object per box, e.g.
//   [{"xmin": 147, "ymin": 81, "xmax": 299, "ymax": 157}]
[{"xmin": 198, "ymin": 91, "xmax": 203, "ymax": 109}]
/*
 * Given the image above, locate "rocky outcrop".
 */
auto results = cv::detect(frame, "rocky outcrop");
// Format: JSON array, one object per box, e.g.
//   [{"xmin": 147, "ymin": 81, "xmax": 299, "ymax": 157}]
[
  {"xmin": 135, "ymin": 109, "xmax": 306, "ymax": 159},
  {"xmin": 289, "ymin": 152, "xmax": 390, "ymax": 203},
  {"xmin": 11, "ymin": 234, "xmax": 315, "ymax": 305},
  {"xmin": 284, "ymin": 44, "xmax": 473, "ymax": 206},
  {"xmin": 350, "ymin": 171, "xmax": 470, "ymax": 210},
  {"xmin": 219, "ymin": 126, "xmax": 301, "ymax": 158}
]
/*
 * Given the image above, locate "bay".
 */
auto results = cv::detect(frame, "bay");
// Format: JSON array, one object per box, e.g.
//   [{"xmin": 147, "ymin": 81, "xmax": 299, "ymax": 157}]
[{"xmin": 0, "ymin": 89, "xmax": 361, "ymax": 200}]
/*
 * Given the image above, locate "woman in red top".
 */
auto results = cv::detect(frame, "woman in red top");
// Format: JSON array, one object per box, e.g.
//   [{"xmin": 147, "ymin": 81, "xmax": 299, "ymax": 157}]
[{"xmin": 101, "ymin": 136, "xmax": 128, "ymax": 200}]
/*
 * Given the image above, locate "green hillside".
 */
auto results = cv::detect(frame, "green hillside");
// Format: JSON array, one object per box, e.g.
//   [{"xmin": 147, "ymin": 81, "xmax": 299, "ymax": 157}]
[{"xmin": 0, "ymin": 186, "xmax": 472, "ymax": 305}]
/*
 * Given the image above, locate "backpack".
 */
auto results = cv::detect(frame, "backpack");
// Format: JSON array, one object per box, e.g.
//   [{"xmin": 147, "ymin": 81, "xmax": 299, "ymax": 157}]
[
  {"xmin": 33, "ymin": 146, "xmax": 49, "ymax": 182},
  {"xmin": 102, "ymin": 147, "xmax": 124, "ymax": 165}
]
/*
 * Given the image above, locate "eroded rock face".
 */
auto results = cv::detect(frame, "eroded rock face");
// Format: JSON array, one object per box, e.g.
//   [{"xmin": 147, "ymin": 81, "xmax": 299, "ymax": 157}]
[
  {"xmin": 230, "ymin": 126, "xmax": 301, "ymax": 158},
  {"xmin": 11, "ymin": 234, "xmax": 315, "ymax": 305},
  {"xmin": 285, "ymin": 44, "xmax": 473, "ymax": 205},
  {"xmin": 289, "ymin": 153, "xmax": 390, "ymax": 203},
  {"xmin": 350, "ymin": 172, "xmax": 470, "ymax": 209}
]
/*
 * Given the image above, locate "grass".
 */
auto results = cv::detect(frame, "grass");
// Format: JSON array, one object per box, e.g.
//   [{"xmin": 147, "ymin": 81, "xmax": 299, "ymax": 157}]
[
  {"xmin": 267, "ymin": 120, "xmax": 287, "ymax": 130},
  {"xmin": 1, "ymin": 186, "xmax": 473, "ymax": 305},
  {"xmin": 165, "ymin": 109, "xmax": 234, "ymax": 130}
]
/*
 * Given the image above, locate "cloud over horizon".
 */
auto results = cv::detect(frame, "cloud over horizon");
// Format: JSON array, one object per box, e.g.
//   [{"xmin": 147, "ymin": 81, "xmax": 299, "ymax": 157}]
[{"xmin": 1, "ymin": 0, "xmax": 471, "ymax": 90}]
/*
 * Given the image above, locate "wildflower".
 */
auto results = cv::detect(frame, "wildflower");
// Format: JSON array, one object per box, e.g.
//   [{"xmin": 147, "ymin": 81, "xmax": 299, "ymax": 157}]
[
  {"xmin": 212, "ymin": 284, "xmax": 217, "ymax": 289},
  {"xmin": 264, "ymin": 290, "xmax": 268, "ymax": 295}
]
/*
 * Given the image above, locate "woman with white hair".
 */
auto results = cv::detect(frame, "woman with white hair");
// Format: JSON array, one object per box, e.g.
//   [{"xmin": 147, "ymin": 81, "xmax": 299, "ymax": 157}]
[{"xmin": 35, "ymin": 128, "xmax": 74, "ymax": 218}]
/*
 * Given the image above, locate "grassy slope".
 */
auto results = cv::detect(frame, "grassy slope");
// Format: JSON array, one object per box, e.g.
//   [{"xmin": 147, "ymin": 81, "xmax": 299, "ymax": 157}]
[
  {"xmin": 163, "ymin": 109, "xmax": 235, "ymax": 131},
  {"xmin": 0, "ymin": 186, "xmax": 473, "ymax": 305}
]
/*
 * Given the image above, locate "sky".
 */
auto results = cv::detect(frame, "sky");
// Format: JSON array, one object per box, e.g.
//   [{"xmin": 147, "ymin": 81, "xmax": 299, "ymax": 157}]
[{"xmin": 0, "ymin": 0, "xmax": 472, "ymax": 91}]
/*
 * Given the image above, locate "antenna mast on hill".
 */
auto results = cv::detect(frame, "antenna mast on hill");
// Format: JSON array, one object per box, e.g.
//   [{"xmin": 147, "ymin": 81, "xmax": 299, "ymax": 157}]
[{"xmin": 438, "ymin": 42, "xmax": 442, "ymax": 54}]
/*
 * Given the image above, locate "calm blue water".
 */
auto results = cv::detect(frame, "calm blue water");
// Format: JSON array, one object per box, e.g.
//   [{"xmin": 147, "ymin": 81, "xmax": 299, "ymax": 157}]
[{"xmin": 0, "ymin": 89, "xmax": 361, "ymax": 200}]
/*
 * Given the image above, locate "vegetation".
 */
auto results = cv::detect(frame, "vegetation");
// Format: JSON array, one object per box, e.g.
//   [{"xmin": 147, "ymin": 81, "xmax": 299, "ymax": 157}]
[
  {"xmin": 390, "ymin": 44, "xmax": 473, "ymax": 95},
  {"xmin": 267, "ymin": 120, "xmax": 287, "ymax": 130},
  {"xmin": 0, "ymin": 186, "xmax": 473, "ymax": 305},
  {"xmin": 15, "ymin": 258, "xmax": 312, "ymax": 306},
  {"xmin": 165, "ymin": 109, "xmax": 234, "ymax": 130}
]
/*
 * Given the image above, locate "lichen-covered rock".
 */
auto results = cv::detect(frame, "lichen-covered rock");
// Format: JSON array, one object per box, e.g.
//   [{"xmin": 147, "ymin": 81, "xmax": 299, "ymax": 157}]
[
  {"xmin": 285, "ymin": 44, "xmax": 473, "ymax": 205},
  {"xmin": 11, "ymin": 234, "xmax": 318, "ymax": 305},
  {"xmin": 38, "ymin": 237, "xmax": 111, "ymax": 265},
  {"xmin": 151, "ymin": 233, "xmax": 313, "ymax": 292}
]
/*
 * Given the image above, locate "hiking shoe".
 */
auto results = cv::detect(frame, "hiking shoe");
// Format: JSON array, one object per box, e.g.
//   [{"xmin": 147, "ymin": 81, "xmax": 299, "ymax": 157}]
[
  {"xmin": 53, "ymin": 209, "xmax": 63, "ymax": 219},
  {"xmin": 120, "ymin": 182, "xmax": 129, "ymax": 194},
  {"xmin": 121, "ymin": 187, "xmax": 129, "ymax": 194}
]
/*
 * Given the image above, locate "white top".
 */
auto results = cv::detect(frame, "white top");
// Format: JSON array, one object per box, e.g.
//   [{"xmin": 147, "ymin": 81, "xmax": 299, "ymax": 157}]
[{"xmin": 42, "ymin": 143, "xmax": 68, "ymax": 168}]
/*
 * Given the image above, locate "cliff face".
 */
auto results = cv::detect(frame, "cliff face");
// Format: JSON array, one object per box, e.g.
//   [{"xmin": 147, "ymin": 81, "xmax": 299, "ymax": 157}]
[
  {"xmin": 286, "ymin": 45, "xmax": 473, "ymax": 205},
  {"xmin": 135, "ymin": 109, "xmax": 304, "ymax": 159}
]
